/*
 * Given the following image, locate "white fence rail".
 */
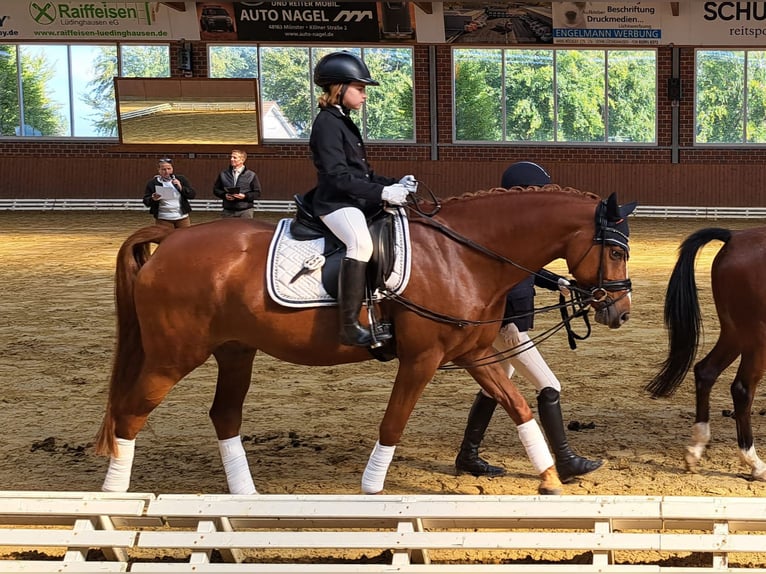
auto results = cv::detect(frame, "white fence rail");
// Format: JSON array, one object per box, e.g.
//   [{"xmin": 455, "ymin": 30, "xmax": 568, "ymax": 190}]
[
  {"xmin": 0, "ymin": 198, "xmax": 296, "ymax": 213},
  {"xmin": 0, "ymin": 200, "xmax": 765, "ymax": 218},
  {"xmin": 1, "ymin": 492, "xmax": 766, "ymax": 572}
]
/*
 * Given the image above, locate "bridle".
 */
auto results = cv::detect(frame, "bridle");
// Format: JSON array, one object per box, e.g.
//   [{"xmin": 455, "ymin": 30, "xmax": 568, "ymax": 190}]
[
  {"xmin": 386, "ymin": 195, "xmax": 632, "ymax": 320},
  {"xmin": 566, "ymin": 197, "xmax": 633, "ymax": 305}
]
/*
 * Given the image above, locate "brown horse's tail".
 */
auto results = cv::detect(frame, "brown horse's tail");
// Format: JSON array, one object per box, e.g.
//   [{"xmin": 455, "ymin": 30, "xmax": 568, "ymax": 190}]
[
  {"xmin": 645, "ymin": 227, "xmax": 732, "ymax": 398},
  {"xmin": 95, "ymin": 225, "xmax": 174, "ymax": 456}
]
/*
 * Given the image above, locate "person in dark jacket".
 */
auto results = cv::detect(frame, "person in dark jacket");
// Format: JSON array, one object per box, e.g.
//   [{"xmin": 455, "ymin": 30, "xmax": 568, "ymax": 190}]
[
  {"xmin": 143, "ymin": 157, "xmax": 196, "ymax": 228},
  {"xmin": 308, "ymin": 51, "xmax": 416, "ymax": 347},
  {"xmin": 213, "ymin": 149, "xmax": 261, "ymax": 219},
  {"xmin": 455, "ymin": 161, "xmax": 604, "ymax": 483}
]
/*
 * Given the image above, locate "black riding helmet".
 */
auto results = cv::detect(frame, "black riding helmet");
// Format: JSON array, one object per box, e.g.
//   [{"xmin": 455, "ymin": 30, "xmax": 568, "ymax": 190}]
[
  {"xmin": 501, "ymin": 161, "xmax": 551, "ymax": 188},
  {"xmin": 313, "ymin": 51, "xmax": 380, "ymax": 90}
]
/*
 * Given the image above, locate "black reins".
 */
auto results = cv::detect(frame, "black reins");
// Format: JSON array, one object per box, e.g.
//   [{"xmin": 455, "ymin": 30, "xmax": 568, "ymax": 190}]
[{"xmin": 378, "ymin": 193, "xmax": 631, "ymax": 368}]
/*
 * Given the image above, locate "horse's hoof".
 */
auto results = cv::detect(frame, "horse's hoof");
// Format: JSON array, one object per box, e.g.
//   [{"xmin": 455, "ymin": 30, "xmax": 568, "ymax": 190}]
[
  {"xmin": 538, "ymin": 485, "xmax": 562, "ymax": 495},
  {"xmin": 538, "ymin": 466, "xmax": 563, "ymax": 495}
]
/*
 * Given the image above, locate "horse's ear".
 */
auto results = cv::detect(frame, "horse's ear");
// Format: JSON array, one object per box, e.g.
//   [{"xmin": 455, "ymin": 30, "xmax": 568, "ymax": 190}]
[
  {"xmin": 619, "ymin": 201, "xmax": 638, "ymax": 219},
  {"xmin": 605, "ymin": 193, "xmax": 620, "ymax": 221},
  {"xmin": 605, "ymin": 193, "xmax": 638, "ymax": 221}
]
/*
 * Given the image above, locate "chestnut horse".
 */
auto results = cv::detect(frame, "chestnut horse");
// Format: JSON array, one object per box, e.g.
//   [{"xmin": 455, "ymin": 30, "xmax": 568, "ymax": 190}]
[
  {"xmin": 647, "ymin": 227, "xmax": 766, "ymax": 481},
  {"xmin": 96, "ymin": 186, "xmax": 635, "ymax": 495}
]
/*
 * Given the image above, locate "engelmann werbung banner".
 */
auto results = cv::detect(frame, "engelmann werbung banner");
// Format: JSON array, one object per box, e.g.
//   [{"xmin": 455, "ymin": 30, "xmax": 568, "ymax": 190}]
[{"xmin": 0, "ymin": 1, "xmax": 200, "ymax": 41}]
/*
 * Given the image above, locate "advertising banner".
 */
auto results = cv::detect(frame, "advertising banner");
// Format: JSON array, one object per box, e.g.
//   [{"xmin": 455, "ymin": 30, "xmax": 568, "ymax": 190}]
[
  {"xmin": 200, "ymin": 2, "xmax": 416, "ymax": 44},
  {"xmin": 551, "ymin": 2, "xmax": 664, "ymax": 45},
  {"xmin": 0, "ymin": 1, "xmax": 200, "ymax": 41}
]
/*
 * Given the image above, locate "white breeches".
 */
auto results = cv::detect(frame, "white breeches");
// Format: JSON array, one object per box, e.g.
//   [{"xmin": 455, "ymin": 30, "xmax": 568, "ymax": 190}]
[
  {"xmin": 490, "ymin": 322, "xmax": 561, "ymax": 393},
  {"xmin": 321, "ymin": 207, "xmax": 373, "ymax": 262}
]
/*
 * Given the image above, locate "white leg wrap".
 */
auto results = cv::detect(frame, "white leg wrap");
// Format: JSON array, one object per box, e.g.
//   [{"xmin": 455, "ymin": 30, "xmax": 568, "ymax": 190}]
[
  {"xmin": 361, "ymin": 441, "xmax": 395, "ymax": 494},
  {"xmin": 686, "ymin": 422, "xmax": 710, "ymax": 461},
  {"xmin": 102, "ymin": 438, "xmax": 135, "ymax": 492},
  {"xmin": 517, "ymin": 419, "xmax": 554, "ymax": 474},
  {"xmin": 740, "ymin": 445, "xmax": 766, "ymax": 480},
  {"xmin": 219, "ymin": 436, "xmax": 257, "ymax": 495}
]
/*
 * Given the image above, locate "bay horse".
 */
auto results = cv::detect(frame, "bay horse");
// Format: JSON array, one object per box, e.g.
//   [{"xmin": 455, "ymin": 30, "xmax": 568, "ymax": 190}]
[
  {"xmin": 95, "ymin": 186, "xmax": 635, "ymax": 495},
  {"xmin": 646, "ymin": 226, "xmax": 766, "ymax": 481}
]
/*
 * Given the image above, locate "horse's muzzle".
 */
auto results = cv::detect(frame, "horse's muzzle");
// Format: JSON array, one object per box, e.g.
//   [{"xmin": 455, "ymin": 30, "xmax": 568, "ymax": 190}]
[{"xmin": 593, "ymin": 293, "xmax": 631, "ymax": 329}]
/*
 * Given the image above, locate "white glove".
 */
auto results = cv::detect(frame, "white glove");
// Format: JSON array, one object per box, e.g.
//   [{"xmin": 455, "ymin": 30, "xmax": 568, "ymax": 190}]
[
  {"xmin": 398, "ymin": 175, "xmax": 417, "ymax": 193},
  {"xmin": 557, "ymin": 277, "xmax": 571, "ymax": 297},
  {"xmin": 381, "ymin": 183, "xmax": 409, "ymax": 205}
]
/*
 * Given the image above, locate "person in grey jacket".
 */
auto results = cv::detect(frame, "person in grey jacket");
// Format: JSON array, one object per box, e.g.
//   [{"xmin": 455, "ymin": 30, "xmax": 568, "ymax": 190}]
[
  {"xmin": 307, "ymin": 51, "xmax": 416, "ymax": 347},
  {"xmin": 213, "ymin": 149, "xmax": 261, "ymax": 218}
]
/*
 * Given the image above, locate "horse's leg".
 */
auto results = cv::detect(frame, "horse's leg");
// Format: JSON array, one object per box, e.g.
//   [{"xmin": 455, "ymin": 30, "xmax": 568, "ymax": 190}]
[
  {"xmin": 687, "ymin": 338, "xmax": 738, "ymax": 473},
  {"xmin": 466, "ymin": 363, "xmax": 561, "ymax": 495},
  {"xmin": 361, "ymin": 354, "xmax": 441, "ymax": 494},
  {"xmin": 103, "ymin": 349, "xmax": 209, "ymax": 492},
  {"xmin": 211, "ymin": 345, "xmax": 257, "ymax": 494},
  {"xmin": 731, "ymin": 351, "xmax": 766, "ymax": 480}
]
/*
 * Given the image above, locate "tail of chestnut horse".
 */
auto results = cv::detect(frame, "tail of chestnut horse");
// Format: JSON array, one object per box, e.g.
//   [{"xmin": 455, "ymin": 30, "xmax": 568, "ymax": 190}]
[
  {"xmin": 645, "ymin": 228, "xmax": 732, "ymax": 398},
  {"xmin": 95, "ymin": 225, "xmax": 175, "ymax": 456}
]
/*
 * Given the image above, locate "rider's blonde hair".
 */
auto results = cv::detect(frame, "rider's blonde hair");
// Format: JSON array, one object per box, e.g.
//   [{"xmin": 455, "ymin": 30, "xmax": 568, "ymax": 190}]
[{"xmin": 318, "ymin": 84, "xmax": 343, "ymax": 108}]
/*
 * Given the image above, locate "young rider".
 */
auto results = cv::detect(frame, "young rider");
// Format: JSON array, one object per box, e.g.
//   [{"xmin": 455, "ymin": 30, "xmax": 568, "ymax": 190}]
[{"xmin": 309, "ymin": 51, "xmax": 416, "ymax": 347}]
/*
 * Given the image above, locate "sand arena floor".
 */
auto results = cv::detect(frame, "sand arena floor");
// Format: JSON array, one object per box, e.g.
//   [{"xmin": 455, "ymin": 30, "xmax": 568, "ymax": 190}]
[{"xmin": 1, "ymin": 210, "xmax": 765, "ymax": 566}]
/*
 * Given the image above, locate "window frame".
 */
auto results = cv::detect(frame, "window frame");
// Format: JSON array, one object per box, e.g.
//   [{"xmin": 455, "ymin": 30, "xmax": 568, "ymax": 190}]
[
  {"xmin": 451, "ymin": 46, "xmax": 658, "ymax": 146},
  {"xmin": 0, "ymin": 42, "xmax": 170, "ymax": 140},
  {"xmin": 207, "ymin": 44, "xmax": 416, "ymax": 143}
]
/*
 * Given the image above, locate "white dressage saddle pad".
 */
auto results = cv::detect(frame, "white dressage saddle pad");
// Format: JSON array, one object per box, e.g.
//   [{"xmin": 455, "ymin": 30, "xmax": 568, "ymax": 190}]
[{"xmin": 266, "ymin": 207, "xmax": 412, "ymax": 308}]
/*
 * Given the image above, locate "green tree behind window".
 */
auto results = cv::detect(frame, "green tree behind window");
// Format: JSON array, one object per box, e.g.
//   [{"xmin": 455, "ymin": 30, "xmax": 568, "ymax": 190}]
[
  {"xmin": 0, "ymin": 45, "xmax": 66, "ymax": 136},
  {"xmin": 260, "ymin": 47, "xmax": 311, "ymax": 138},
  {"xmin": 746, "ymin": 51, "xmax": 766, "ymax": 143},
  {"xmin": 454, "ymin": 49, "xmax": 502, "ymax": 141},
  {"xmin": 82, "ymin": 45, "xmax": 169, "ymax": 137},
  {"xmin": 364, "ymin": 48, "xmax": 413, "ymax": 140},
  {"xmin": 696, "ymin": 50, "xmax": 744, "ymax": 144},
  {"xmin": 556, "ymin": 50, "xmax": 605, "ymax": 143},
  {"xmin": 607, "ymin": 50, "xmax": 656, "ymax": 143},
  {"xmin": 505, "ymin": 50, "xmax": 554, "ymax": 141}
]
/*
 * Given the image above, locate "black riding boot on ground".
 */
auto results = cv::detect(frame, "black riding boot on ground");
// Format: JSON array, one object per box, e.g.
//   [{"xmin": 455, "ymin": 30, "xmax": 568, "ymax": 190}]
[
  {"xmin": 536, "ymin": 387, "xmax": 603, "ymax": 483},
  {"xmin": 455, "ymin": 391, "xmax": 506, "ymax": 477},
  {"xmin": 338, "ymin": 257, "xmax": 374, "ymax": 347}
]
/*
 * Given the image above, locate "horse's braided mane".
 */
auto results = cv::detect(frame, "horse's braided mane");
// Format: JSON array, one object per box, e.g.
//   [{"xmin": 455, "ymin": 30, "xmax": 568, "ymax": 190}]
[{"xmin": 441, "ymin": 184, "xmax": 600, "ymax": 204}]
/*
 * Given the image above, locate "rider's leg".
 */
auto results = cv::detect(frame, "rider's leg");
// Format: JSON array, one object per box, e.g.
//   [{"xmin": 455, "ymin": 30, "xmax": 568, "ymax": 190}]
[
  {"xmin": 499, "ymin": 324, "xmax": 604, "ymax": 482},
  {"xmin": 455, "ymin": 390, "xmax": 506, "ymax": 477},
  {"xmin": 322, "ymin": 208, "xmax": 375, "ymax": 347}
]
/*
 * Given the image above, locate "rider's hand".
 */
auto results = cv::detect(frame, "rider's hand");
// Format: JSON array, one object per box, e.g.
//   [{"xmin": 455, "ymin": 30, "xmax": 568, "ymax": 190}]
[
  {"xmin": 398, "ymin": 175, "xmax": 417, "ymax": 193},
  {"xmin": 382, "ymin": 184, "xmax": 409, "ymax": 206},
  {"xmin": 557, "ymin": 277, "xmax": 571, "ymax": 297}
]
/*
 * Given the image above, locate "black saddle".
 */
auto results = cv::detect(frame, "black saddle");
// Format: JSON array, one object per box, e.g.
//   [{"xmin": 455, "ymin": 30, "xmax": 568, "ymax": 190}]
[{"xmin": 290, "ymin": 191, "xmax": 396, "ymax": 299}]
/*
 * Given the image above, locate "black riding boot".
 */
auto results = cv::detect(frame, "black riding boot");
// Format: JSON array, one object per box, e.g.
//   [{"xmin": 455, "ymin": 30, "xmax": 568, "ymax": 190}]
[
  {"xmin": 338, "ymin": 258, "xmax": 373, "ymax": 347},
  {"xmin": 455, "ymin": 392, "xmax": 506, "ymax": 477},
  {"xmin": 536, "ymin": 387, "xmax": 603, "ymax": 483}
]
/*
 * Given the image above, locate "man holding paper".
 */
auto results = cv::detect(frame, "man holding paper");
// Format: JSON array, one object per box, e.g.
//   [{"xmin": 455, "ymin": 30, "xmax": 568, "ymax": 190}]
[
  {"xmin": 212, "ymin": 149, "xmax": 262, "ymax": 219},
  {"xmin": 142, "ymin": 157, "xmax": 197, "ymax": 228}
]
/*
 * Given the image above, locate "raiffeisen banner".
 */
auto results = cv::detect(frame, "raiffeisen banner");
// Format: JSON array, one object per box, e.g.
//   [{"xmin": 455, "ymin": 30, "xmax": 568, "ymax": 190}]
[{"xmin": 0, "ymin": 1, "xmax": 200, "ymax": 41}]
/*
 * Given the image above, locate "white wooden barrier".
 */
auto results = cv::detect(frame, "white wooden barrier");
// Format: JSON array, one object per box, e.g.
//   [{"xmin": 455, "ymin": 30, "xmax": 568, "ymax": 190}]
[
  {"xmin": 0, "ymin": 198, "xmax": 296, "ymax": 213},
  {"xmin": 2, "ymin": 493, "xmax": 766, "ymax": 572},
  {"xmin": 0, "ymin": 491, "xmax": 157, "ymax": 572}
]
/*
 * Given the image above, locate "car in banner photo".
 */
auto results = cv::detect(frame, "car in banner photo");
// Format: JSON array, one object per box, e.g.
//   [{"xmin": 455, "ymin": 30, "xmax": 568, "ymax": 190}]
[{"xmin": 200, "ymin": 5, "xmax": 235, "ymax": 33}]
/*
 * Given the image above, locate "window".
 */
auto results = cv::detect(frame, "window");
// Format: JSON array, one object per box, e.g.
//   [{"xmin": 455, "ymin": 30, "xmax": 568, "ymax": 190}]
[
  {"xmin": 0, "ymin": 44, "xmax": 169, "ymax": 139},
  {"xmin": 695, "ymin": 49, "xmax": 766, "ymax": 145},
  {"xmin": 208, "ymin": 45, "xmax": 414, "ymax": 141},
  {"xmin": 454, "ymin": 47, "xmax": 656, "ymax": 144}
]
